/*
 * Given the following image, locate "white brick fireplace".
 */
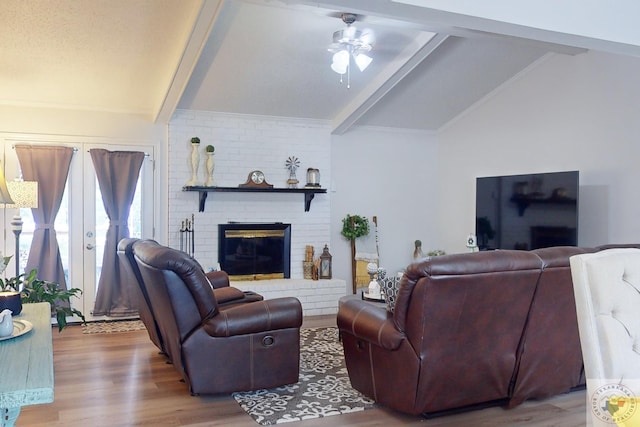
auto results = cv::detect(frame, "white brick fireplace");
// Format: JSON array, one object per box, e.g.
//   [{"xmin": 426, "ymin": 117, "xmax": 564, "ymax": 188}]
[{"xmin": 168, "ymin": 110, "xmax": 346, "ymax": 315}]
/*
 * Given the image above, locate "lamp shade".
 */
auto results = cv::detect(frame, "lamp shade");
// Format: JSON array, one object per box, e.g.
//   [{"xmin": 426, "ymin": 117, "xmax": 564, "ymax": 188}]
[
  {"xmin": 7, "ymin": 180, "xmax": 38, "ymax": 209},
  {"xmin": 354, "ymin": 53, "xmax": 372, "ymax": 72},
  {"xmin": 331, "ymin": 50, "xmax": 349, "ymax": 74},
  {"xmin": 0, "ymin": 162, "xmax": 14, "ymax": 204}
]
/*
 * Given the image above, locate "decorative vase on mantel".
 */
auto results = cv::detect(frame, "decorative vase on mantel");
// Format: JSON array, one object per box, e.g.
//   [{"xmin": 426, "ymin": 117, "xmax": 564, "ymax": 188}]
[
  {"xmin": 205, "ymin": 152, "xmax": 215, "ymax": 186},
  {"xmin": 186, "ymin": 137, "xmax": 200, "ymax": 186}
]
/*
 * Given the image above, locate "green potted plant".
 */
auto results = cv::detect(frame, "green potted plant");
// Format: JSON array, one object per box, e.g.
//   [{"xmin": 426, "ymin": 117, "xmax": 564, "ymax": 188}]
[
  {"xmin": 0, "ymin": 258, "xmax": 85, "ymax": 332},
  {"xmin": 190, "ymin": 136, "xmax": 200, "ymax": 144},
  {"xmin": 205, "ymin": 144, "xmax": 215, "ymax": 153}
]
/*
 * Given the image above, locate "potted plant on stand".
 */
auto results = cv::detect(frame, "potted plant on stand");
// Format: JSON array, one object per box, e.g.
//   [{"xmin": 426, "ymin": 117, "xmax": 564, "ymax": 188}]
[
  {"xmin": 204, "ymin": 144, "xmax": 215, "ymax": 186},
  {"xmin": 341, "ymin": 214, "xmax": 370, "ymax": 294},
  {"xmin": 186, "ymin": 136, "xmax": 201, "ymax": 186},
  {"xmin": 0, "ymin": 255, "xmax": 85, "ymax": 332}
]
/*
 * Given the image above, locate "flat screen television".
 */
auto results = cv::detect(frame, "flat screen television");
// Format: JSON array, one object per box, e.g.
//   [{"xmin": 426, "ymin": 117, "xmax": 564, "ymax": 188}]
[{"xmin": 475, "ymin": 171, "xmax": 579, "ymax": 250}]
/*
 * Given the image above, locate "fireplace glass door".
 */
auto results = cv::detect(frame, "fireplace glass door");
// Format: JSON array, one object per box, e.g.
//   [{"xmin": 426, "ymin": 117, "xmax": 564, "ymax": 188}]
[{"xmin": 218, "ymin": 223, "xmax": 291, "ymax": 280}]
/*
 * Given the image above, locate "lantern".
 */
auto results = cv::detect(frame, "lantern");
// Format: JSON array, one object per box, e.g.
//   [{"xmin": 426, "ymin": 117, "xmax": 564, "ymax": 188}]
[{"xmin": 319, "ymin": 244, "xmax": 332, "ymax": 279}]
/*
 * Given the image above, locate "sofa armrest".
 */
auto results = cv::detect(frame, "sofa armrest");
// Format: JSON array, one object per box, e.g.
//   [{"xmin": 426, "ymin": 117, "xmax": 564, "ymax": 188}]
[
  {"xmin": 206, "ymin": 270, "xmax": 230, "ymax": 289},
  {"xmin": 337, "ymin": 298, "xmax": 405, "ymax": 351},
  {"xmin": 203, "ymin": 297, "xmax": 303, "ymax": 337}
]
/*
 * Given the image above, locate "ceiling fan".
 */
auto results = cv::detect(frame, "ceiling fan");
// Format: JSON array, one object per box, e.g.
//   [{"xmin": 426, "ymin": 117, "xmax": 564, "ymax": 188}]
[{"xmin": 327, "ymin": 13, "xmax": 375, "ymax": 88}]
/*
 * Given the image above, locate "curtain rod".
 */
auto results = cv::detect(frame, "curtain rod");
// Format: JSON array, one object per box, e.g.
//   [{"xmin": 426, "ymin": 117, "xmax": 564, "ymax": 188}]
[{"xmin": 12, "ymin": 145, "xmax": 149, "ymax": 156}]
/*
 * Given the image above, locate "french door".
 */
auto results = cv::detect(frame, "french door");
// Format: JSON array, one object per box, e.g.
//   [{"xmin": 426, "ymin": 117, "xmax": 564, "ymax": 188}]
[{"xmin": 12, "ymin": 140, "xmax": 155, "ymax": 322}]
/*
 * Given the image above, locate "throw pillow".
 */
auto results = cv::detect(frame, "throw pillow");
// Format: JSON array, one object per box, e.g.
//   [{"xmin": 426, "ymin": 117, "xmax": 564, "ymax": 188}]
[{"xmin": 379, "ymin": 274, "xmax": 402, "ymax": 313}]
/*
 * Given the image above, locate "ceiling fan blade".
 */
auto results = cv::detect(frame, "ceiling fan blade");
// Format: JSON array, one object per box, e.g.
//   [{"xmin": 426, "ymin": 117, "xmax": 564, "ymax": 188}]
[{"xmin": 360, "ymin": 29, "xmax": 375, "ymax": 46}]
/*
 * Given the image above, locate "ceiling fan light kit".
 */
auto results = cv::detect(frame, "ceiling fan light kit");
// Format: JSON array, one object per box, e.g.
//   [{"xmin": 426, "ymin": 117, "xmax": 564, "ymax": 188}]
[{"xmin": 328, "ymin": 13, "xmax": 373, "ymax": 88}]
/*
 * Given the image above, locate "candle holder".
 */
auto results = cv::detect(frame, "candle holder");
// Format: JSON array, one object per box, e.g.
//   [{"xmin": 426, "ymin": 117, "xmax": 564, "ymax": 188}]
[{"xmin": 305, "ymin": 168, "xmax": 320, "ymax": 188}]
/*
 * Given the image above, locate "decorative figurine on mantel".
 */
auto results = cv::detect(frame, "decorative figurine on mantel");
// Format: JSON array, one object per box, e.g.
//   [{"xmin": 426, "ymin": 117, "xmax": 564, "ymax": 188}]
[
  {"xmin": 204, "ymin": 144, "xmax": 215, "ymax": 186},
  {"xmin": 413, "ymin": 239, "xmax": 424, "ymax": 260},
  {"xmin": 285, "ymin": 156, "xmax": 300, "ymax": 188},
  {"xmin": 186, "ymin": 137, "xmax": 200, "ymax": 186},
  {"xmin": 305, "ymin": 168, "xmax": 320, "ymax": 188}
]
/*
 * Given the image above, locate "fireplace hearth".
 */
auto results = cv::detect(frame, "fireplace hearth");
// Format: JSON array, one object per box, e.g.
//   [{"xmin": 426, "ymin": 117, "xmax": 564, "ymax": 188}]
[{"xmin": 218, "ymin": 223, "xmax": 291, "ymax": 280}]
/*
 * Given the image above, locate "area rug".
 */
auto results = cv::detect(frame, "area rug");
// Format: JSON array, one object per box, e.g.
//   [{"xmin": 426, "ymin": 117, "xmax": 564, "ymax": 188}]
[
  {"xmin": 82, "ymin": 319, "xmax": 146, "ymax": 334},
  {"xmin": 233, "ymin": 327, "xmax": 376, "ymax": 425}
]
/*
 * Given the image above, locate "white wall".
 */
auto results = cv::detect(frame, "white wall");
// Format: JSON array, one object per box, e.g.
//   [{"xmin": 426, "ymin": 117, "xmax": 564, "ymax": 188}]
[
  {"xmin": 331, "ymin": 126, "xmax": 439, "ymax": 282},
  {"xmin": 437, "ymin": 50, "xmax": 640, "ymax": 252}
]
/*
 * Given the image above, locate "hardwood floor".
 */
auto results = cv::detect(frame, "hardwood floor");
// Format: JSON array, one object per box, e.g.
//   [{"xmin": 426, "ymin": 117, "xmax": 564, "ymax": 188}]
[{"xmin": 19, "ymin": 315, "xmax": 588, "ymax": 426}]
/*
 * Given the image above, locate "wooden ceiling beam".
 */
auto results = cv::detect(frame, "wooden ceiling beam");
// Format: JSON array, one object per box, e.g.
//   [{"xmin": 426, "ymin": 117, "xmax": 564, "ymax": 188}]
[
  {"xmin": 331, "ymin": 32, "xmax": 447, "ymax": 135},
  {"xmin": 154, "ymin": 0, "xmax": 227, "ymax": 123}
]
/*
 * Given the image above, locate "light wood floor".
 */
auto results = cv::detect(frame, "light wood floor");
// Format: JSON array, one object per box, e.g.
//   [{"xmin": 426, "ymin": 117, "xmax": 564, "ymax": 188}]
[{"xmin": 18, "ymin": 315, "xmax": 588, "ymax": 426}]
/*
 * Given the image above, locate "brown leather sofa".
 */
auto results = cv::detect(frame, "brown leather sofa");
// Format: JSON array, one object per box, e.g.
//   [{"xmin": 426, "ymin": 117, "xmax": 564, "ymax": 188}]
[
  {"xmin": 508, "ymin": 246, "xmax": 595, "ymax": 407},
  {"xmin": 117, "ymin": 238, "xmax": 264, "ymax": 355},
  {"xmin": 337, "ymin": 246, "xmax": 596, "ymax": 415},
  {"xmin": 131, "ymin": 239, "xmax": 303, "ymax": 395}
]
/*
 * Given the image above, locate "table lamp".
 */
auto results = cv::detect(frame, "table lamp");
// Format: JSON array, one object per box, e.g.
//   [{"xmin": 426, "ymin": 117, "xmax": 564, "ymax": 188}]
[
  {"xmin": 0, "ymin": 163, "xmax": 23, "ymax": 314},
  {"xmin": 6, "ymin": 180, "xmax": 38, "ymax": 277},
  {"xmin": 0, "ymin": 161, "xmax": 14, "ymax": 205}
]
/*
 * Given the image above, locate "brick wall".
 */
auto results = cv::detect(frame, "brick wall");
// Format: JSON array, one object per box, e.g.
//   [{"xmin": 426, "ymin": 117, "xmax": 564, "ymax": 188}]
[{"xmin": 168, "ymin": 110, "xmax": 333, "ymax": 279}]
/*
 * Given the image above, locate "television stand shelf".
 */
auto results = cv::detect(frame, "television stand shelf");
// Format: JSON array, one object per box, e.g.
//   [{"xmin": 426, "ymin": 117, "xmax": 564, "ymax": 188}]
[
  {"xmin": 510, "ymin": 195, "xmax": 577, "ymax": 216},
  {"xmin": 182, "ymin": 186, "xmax": 327, "ymax": 212}
]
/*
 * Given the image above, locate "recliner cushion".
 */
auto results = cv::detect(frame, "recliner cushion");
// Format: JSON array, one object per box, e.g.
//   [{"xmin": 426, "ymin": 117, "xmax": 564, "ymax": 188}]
[{"xmin": 214, "ymin": 286, "xmax": 247, "ymax": 304}]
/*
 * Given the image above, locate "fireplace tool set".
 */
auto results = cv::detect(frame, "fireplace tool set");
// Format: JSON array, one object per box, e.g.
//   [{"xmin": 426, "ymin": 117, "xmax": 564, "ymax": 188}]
[{"xmin": 179, "ymin": 214, "xmax": 195, "ymax": 257}]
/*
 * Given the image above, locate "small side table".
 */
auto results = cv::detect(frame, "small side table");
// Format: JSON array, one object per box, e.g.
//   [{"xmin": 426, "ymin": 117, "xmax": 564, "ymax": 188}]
[{"xmin": 0, "ymin": 303, "xmax": 54, "ymax": 427}]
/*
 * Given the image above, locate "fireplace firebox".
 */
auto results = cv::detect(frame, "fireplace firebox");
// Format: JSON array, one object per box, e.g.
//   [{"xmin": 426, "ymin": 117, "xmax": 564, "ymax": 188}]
[{"xmin": 218, "ymin": 223, "xmax": 291, "ymax": 281}]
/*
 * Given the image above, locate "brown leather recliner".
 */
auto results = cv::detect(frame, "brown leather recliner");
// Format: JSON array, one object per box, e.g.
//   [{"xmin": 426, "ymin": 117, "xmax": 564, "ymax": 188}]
[
  {"xmin": 130, "ymin": 239, "xmax": 303, "ymax": 395},
  {"xmin": 117, "ymin": 238, "xmax": 264, "ymax": 355},
  {"xmin": 338, "ymin": 250, "xmax": 546, "ymax": 415},
  {"xmin": 339, "ymin": 245, "xmax": 639, "ymax": 415},
  {"xmin": 117, "ymin": 238, "xmax": 164, "ymax": 352}
]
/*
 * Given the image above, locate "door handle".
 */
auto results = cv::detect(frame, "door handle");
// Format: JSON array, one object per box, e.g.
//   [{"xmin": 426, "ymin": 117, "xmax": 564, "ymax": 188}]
[{"xmin": 86, "ymin": 244, "xmax": 95, "ymax": 250}]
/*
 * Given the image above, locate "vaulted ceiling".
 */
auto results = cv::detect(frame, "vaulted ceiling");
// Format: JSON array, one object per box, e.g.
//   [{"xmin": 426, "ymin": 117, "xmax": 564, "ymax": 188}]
[{"xmin": 0, "ymin": 1, "xmax": 637, "ymax": 134}]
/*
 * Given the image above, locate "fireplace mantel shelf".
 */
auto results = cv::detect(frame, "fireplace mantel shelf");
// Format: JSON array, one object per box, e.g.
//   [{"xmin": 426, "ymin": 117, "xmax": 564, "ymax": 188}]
[{"xmin": 183, "ymin": 186, "xmax": 327, "ymax": 212}]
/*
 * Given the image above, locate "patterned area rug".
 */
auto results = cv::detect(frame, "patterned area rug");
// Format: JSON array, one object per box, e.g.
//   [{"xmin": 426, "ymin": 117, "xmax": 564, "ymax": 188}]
[
  {"xmin": 82, "ymin": 319, "xmax": 146, "ymax": 334},
  {"xmin": 233, "ymin": 327, "xmax": 376, "ymax": 425}
]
